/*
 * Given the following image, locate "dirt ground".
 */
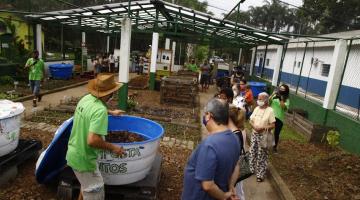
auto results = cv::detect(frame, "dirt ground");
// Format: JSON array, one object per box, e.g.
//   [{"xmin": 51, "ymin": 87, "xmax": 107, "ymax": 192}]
[
  {"xmin": 0, "ymin": 128, "xmax": 192, "ymax": 200},
  {"xmin": 271, "ymin": 140, "xmax": 360, "ymax": 200},
  {"xmin": 1, "ymin": 89, "xmax": 199, "ymax": 200},
  {"xmin": 0, "ymin": 76, "xmax": 88, "ymax": 100}
]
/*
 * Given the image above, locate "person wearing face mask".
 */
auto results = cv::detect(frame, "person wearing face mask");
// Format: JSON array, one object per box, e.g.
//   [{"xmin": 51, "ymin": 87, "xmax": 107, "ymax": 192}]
[
  {"xmin": 269, "ymin": 84, "xmax": 290, "ymax": 153},
  {"xmin": 217, "ymin": 88, "xmax": 234, "ymax": 104},
  {"xmin": 249, "ymin": 92, "xmax": 276, "ymax": 182},
  {"xmin": 182, "ymin": 98, "xmax": 240, "ymax": 200},
  {"xmin": 66, "ymin": 73, "xmax": 126, "ymax": 200},
  {"xmin": 238, "ymin": 80, "xmax": 254, "ymax": 119}
]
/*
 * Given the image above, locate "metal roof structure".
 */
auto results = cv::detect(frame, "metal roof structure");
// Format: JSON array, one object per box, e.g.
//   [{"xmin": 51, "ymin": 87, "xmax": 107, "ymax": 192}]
[{"xmin": 25, "ymin": 0, "xmax": 288, "ymax": 48}]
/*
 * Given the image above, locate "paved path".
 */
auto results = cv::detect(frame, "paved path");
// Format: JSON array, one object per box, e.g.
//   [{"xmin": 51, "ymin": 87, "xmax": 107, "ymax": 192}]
[
  {"xmin": 198, "ymin": 85, "xmax": 280, "ymax": 200},
  {"xmin": 21, "ymin": 73, "xmax": 139, "ymax": 118}
]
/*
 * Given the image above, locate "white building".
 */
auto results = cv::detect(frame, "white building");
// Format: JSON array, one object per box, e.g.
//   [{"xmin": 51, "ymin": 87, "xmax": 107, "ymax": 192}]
[{"xmin": 253, "ymin": 30, "xmax": 360, "ymax": 110}]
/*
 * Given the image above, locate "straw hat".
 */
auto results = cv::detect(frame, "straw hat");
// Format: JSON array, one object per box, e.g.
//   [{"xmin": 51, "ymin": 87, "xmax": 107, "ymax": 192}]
[{"xmin": 87, "ymin": 73, "xmax": 121, "ymax": 98}]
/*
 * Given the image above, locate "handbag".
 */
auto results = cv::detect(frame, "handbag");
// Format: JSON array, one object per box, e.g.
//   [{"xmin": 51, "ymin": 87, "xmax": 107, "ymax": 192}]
[
  {"xmin": 236, "ymin": 148, "xmax": 253, "ymax": 183},
  {"xmin": 260, "ymin": 128, "xmax": 274, "ymax": 149}
]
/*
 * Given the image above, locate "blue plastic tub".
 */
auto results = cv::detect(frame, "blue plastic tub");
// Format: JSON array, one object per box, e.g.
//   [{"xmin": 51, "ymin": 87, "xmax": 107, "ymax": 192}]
[
  {"xmin": 49, "ymin": 64, "xmax": 73, "ymax": 79},
  {"xmin": 248, "ymin": 81, "xmax": 267, "ymax": 98},
  {"xmin": 35, "ymin": 115, "xmax": 164, "ymax": 185},
  {"xmin": 216, "ymin": 69, "xmax": 229, "ymax": 78}
]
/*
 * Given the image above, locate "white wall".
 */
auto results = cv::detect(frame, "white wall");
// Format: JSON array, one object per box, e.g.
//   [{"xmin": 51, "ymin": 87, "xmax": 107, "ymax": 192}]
[{"xmin": 342, "ymin": 45, "xmax": 360, "ymax": 88}]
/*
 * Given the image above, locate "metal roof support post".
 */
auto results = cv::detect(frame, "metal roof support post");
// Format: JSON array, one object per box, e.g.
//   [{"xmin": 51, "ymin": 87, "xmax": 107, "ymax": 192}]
[
  {"xmin": 333, "ymin": 39, "xmax": 353, "ymax": 110},
  {"xmin": 323, "ymin": 39, "xmax": 348, "ymax": 110},
  {"xmin": 277, "ymin": 43, "xmax": 288, "ymax": 86},
  {"xmin": 149, "ymin": 32, "xmax": 159, "ymax": 90},
  {"xmin": 36, "ymin": 24, "xmax": 42, "ymax": 59},
  {"xmin": 171, "ymin": 41, "xmax": 176, "ymax": 70},
  {"xmin": 271, "ymin": 45, "xmax": 284, "ymax": 86},
  {"xmin": 249, "ymin": 46, "xmax": 257, "ymax": 76},
  {"xmin": 61, "ymin": 24, "xmax": 65, "ymax": 60},
  {"xmin": 296, "ymin": 42, "xmax": 308, "ymax": 94},
  {"xmin": 106, "ymin": 17, "xmax": 110, "ymax": 53},
  {"xmin": 260, "ymin": 44, "xmax": 268, "ymax": 78},
  {"xmin": 118, "ymin": 17, "xmax": 132, "ymax": 110},
  {"xmin": 237, "ymin": 48, "xmax": 242, "ymax": 66}
]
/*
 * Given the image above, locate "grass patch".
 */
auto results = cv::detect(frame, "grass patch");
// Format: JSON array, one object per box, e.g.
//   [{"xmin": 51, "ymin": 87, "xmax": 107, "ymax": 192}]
[{"xmin": 280, "ymin": 124, "xmax": 306, "ymax": 143}]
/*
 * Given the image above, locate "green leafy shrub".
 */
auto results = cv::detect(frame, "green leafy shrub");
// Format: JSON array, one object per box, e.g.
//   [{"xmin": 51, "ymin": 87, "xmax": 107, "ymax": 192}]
[
  {"xmin": 326, "ymin": 130, "xmax": 340, "ymax": 147},
  {"xmin": 0, "ymin": 76, "xmax": 14, "ymax": 85}
]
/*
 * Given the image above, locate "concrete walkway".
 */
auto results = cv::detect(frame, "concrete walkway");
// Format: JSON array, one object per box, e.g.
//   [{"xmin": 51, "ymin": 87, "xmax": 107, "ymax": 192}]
[
  {"xmin": 21, "ymin": 73, "xmax": 139, "ymax": 118},
  {"xmin": 198, "ymin": 85, "xmax": 280, "ymax": 200}
]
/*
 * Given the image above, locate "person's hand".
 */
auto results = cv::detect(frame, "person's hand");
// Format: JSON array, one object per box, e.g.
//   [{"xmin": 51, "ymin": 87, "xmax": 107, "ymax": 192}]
[
  {"xmin": 109, "ymin": 109, "xmax": 125, "ymax": 116},
  {"xmin": 112, "ymin": 145, "xmax": 125, "ymax": 156},
  {"xmin": 223, "ymin": 191, "xmax": 233, "ymax": 200}
]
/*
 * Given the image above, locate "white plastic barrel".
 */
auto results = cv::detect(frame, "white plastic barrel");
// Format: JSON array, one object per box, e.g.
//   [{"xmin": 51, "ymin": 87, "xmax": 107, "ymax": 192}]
[{"xmin": 0, "ymin": 100, "xmax": 25, "ymax": 157}]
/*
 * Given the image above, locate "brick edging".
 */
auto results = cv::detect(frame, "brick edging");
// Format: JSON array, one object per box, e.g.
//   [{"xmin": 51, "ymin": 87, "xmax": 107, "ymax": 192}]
[
  {"xmin": 14, "ymin": 80, "xmax": 89, "ymax": 102},
  {"xmin": 268, "ymin": 162, "xmax": 297, "ymax": 200}
]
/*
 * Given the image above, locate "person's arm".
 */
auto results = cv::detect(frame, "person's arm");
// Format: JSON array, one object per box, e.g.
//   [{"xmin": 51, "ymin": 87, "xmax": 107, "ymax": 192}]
[
  {"xmin": 87, "ymin": 133, "xmax": 124, "ymax": 155},
  {"xmin": 24, "ymin": 59, "xmax": 31, "ymax": 68},
  {"xmin": 229, "ymin": 160, "xmax": 240, "ymax": 191},
  {"xmin": 201, "ymin": 181, "xmax": 232, "ymax": 200},
  {"xmin": 203, "ymin": 180, "xmax": 235, "ymax": 199},
  {"xmin": 108, "ymin": 109, "xmax": 125, "ymax": 116},
  {"xmin": 41, "ymin": 61, "xmax": 45, "ymax": 81}
]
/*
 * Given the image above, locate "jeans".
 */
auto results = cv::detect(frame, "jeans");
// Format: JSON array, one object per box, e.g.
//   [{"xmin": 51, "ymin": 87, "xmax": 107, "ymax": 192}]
[{"xmin": 29, "ymin": 80, "xmax": 40, "ymax": 96}]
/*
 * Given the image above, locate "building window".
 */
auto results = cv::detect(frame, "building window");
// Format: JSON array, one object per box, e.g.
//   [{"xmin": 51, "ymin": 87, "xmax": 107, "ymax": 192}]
[
  {"xmin": 298, "ymin": 61, "xmax": 301, "ymax": 67},
  {"xmin": 266, "ymin": 59, "xmax": 270, "ymax": 66},
  {"xmin": 321, "ymin": 64, "xmax": 331, "ymax": 77}
]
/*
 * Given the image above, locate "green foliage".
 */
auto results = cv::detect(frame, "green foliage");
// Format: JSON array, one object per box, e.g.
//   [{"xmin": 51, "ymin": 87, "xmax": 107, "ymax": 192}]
[
  {"xmin": 326, "ymin": 130, "xmax": 340, "ymax": 147},
  {"xmin": 227, "ymin": 0, "xmax": 360, "ymax": 34},
  {"xmin": 0, "ymin": 76, "xmax": 14, "ymax": 85},
  {"xmin": 127, "ymin": 99, "xmax": 137, "ymax": 111},
  {"xmin": 194, "ymin": 45, "xmax": 209, "ymax": 64},
  {"xmin": 280, "ymin": 124, "xmax": 306, "ymax": 143}
]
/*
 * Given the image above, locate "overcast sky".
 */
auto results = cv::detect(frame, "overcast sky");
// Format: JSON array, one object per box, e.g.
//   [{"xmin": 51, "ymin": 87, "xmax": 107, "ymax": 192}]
[{"xmin": 200, "ymin": 0, "xmax": 304, "ymax": 18}]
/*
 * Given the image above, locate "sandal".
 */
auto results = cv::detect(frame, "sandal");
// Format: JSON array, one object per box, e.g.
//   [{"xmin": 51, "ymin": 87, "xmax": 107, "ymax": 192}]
[{"xmin": 256, "ymin": 178, "xmax": 263, "ymax": 182}]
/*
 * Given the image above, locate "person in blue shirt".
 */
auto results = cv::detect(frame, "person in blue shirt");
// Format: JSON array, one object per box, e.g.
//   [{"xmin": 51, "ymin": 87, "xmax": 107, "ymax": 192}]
[{"xmin": 182, "ymin": 98, "xmax": 240, "ymax": 200}]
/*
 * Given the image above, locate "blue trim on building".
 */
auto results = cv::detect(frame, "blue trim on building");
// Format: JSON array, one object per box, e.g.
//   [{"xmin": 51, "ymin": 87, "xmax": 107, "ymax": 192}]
[{"xmin": 254, "ymin": 66, "xmax": 360, "ymax": 109}]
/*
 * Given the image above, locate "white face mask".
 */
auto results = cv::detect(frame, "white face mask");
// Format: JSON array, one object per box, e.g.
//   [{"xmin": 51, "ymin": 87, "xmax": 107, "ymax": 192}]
[{"xmin": 257, "ymin": 100, "xmax": 265, "ymax": 107}]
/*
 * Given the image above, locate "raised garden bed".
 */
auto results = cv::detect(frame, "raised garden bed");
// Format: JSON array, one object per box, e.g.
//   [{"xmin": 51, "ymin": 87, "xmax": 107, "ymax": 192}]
[
  {"xmin": 271, "ymin": 125, "xmax": 360, "ymax": 200},
  {"xmin": 0, "ymin": 76, "xmax": 89, "ymax": 101}
]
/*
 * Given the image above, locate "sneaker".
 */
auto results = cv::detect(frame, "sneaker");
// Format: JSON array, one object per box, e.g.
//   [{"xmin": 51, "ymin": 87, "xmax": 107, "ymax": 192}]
[
  {"xmin": 273, "ymin": 147, "xmax": 278, "ymax": 154},
  {"xmin": 33, "ymin": 99, "xmax": 37, "ymax": 107},
  {"xmin": 37, "ymin": 94, "xmax": 42, "ymax": 102}
]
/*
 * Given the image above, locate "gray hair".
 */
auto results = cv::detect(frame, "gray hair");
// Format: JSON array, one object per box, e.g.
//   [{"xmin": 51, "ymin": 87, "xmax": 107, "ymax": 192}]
[
  {"xmin": 258, "ymin": 92, "xmax": 270, "ymax": 104},
  {"xmin": 205, "ymin": 98, "xmax": 229, "ymax": 125}
]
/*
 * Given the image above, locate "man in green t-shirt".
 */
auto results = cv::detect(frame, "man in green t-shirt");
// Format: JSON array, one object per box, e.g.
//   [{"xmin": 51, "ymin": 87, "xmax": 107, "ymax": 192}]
[
  {"xmin": 66, "ymin": 73, "xmax": 125, "ymax": 200},
  {"xmin": 25, "ymin": 50, "xmax": 45, "ymax": 107},
  {"xmin": 187, "ymin": 59, "xmax": 199, "ymax": 72}
]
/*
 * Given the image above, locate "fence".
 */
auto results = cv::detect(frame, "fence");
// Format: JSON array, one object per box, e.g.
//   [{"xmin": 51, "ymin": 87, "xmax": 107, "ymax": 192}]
[
  {"xmin": 254, "ymin": 39, "xmax": 360, "ymax": 121},
  {"xmin": 250, "ymin": 38, "xmax": 360, "ymax": 155}
]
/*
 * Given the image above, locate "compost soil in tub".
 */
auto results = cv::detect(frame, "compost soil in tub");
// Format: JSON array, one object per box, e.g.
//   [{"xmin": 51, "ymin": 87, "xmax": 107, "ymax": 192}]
[{"xmin": 106, "ymin": 131, "xmax": 146, "ymax": 143}]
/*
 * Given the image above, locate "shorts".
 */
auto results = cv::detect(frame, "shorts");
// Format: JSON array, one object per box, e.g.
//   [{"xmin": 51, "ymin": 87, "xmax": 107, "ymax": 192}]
[
  {"xmin": 29, "ymin": 80, "xmax": 40, "ymax": 96},
  {"xmin": 200, "ymin": 74, "xmax": 210, "ymax": 84},
  {"xmin": 73, "ymin": 167, "xmax": 105, "ymax": 200}
]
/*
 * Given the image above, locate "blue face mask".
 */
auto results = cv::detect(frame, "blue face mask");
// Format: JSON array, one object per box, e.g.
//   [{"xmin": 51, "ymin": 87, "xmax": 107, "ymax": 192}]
[{"xmin": 202, "ymin": 115, "xmax": 209, "ymax": 126}]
